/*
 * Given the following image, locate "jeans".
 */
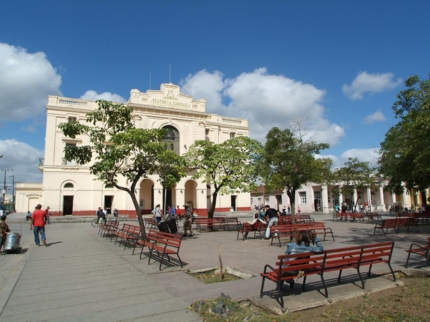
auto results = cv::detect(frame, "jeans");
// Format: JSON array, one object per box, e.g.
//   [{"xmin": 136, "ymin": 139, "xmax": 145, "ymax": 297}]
[
  {"xmin": 265, "ymin": 217, "xmax": 278, "ymax": 238},
  {"xmin": 33, "ymin": 226, "xmax": 46, "ymax": 245},
  {"xmin": 155, "ymin": 216, "xmax": 162, "ymax": 224}
]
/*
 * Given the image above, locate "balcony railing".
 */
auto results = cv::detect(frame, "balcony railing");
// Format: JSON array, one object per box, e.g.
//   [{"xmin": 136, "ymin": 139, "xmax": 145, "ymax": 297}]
[{"xmin": 62, "ymin": 158, "xmax": 77, "ymax": 166}]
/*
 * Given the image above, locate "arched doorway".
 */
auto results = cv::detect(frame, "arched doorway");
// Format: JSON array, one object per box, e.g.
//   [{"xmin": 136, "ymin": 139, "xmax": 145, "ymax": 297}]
[{"xmin": 140, "ymin": 179, "xmax": 154, "ymax": 213}]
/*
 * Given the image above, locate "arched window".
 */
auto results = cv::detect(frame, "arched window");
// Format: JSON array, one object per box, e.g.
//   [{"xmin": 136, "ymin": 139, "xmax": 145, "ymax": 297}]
[
  {"xmin": 105, "ymin": 184, "xmax": 114, "ymax": 188},
  {"xmin": 162, "ymin": 126, "xmax": 180, "ymax": 155},
  {"xmin": 64, "ymin": 183, "xmax": 74, "ymax": 188}
]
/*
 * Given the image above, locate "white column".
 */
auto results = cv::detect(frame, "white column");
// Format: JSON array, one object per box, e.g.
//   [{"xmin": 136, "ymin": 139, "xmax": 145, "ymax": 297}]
[
  {"xmin": 378, "ymin": 186, "xmax": 386, "ymax": 211},
  {"xmin": 366, "ymin": 187, "xmax": 371, "ymax": 211},
  {"xmin": 353, "ymin": 188, "xmax": 357, "ymax": 211},
  {"xmin": 392, "ymin": 193, "xmax": 396, "ymax": 204},
  {"xmin": 402, "ymin": 190, "xmax": 410, "ymax": 209},
  {"xmin": 321, "ymin": 185, "xmax": 329, "ymax": 213}
]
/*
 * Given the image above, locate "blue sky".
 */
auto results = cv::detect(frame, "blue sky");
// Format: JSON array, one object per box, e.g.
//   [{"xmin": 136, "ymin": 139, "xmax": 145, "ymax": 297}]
[{"xmin": 1, "ymin": 0, "xmax": 429, "ymax": 185}]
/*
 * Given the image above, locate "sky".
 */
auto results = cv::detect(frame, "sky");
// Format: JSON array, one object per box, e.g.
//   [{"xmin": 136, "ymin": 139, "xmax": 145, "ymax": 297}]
[{"xmin": 0, "ymin": 0, "xmax": 429, "ymax": 188}]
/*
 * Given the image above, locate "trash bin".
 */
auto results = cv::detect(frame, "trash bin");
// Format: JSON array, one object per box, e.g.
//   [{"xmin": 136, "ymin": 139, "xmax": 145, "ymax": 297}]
[
  {"xmin": 4, "ymin": 232, "xmax": 22, "ymax": 253},
  {"xmin": 158, "ymin": 221, "xmax": 170, "ymax": 233},
  {"xmin": 167, "ymin": 218, "xmax": 177, "ymax": 233}
]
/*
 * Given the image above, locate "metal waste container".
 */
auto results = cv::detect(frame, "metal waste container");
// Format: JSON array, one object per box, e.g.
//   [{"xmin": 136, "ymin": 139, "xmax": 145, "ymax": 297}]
[{"xmin": 4, "ymin": 232, "xmax": 22, "ymax": 253}]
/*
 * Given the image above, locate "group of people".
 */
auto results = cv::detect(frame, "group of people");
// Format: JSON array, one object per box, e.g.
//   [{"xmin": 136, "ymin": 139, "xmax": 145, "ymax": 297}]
[
  {"xmin": 96, "ymin": 207, "xmax": 119, "ymax": 224},
  {"xmin": 152, "ymin": 204, "xmax": 194, "ymax": 237}
]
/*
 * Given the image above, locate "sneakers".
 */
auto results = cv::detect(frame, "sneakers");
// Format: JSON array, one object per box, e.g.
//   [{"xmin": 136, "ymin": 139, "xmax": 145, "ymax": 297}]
[{"xmin": 42, "ymin": 240, "xmax": 47, "ymax": 247}]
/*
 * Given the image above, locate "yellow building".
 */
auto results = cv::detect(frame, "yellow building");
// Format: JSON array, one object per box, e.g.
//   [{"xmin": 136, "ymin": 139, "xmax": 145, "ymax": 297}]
[{"xmin": 16, "ymin": 83, "xmax": 251, "ymax": 217}]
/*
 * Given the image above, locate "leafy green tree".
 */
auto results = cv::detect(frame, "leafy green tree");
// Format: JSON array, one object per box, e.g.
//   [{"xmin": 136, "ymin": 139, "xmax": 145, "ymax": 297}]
[
  {"xmin": 379, "ymin": 74, "xmax": 430, "ymax": 194},
  {"xmin": 184, "ymin": 136, "xmax": 262, "ymax": 219},
  {"xmin": 59, "ymin": 100, "xmax": 185, "ymax": 237},
  {"xmin": 260, "ymin": 127, "xmax": 331, "ymax": 223},
  {"xmin": 331, "ymin": 158, "xmax": 377, "ymax": 210}
]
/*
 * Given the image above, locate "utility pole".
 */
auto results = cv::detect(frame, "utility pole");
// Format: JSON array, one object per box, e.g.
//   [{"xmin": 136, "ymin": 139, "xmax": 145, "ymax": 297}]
[
  {"xmin": 9, "ymin": 175, "xmax": 15, "ymax": 212},
  {"xmin": 2, "ymin": 169, "xmax": 12, "ymax": 204}
]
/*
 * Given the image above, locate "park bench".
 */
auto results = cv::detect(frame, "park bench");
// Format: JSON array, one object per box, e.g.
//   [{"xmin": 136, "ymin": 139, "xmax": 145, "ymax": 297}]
[
  {"xmin": 101, "ymin": 221, "xmax": 119, "ymax": 238},
  {"xmin": 260, "ymin": 241, "xmax": 395, "ymax": 308},
  {"xmin": 297, "ymin": 214, "xmax": 315, "ymax": 223},
  {"xmin": 373, "ymin": 217, "xmax": 419, "ymax": 235},
  {"xmin": 194, "ymin": 217, "xmax": 225, "ymax": 232},
  {"xmin": 278, "ymin": 222, "xmax": 335, "ymax": 241},
  {"xmin": 237, "ymin": 221, "xmax": 267, "ymax": 240},
  {"xmin": 222, "ymin": 217, "xmax": 241, "ymax": 231},
  {"xmin": 268, "ymin": 222, "xmax": 334, "ymax": 247},
  {"xmin": 365, "ymin": 213, "xmax": 381, "ymax": 222},
  {"xmin": 405, "ymin": 237, "xmax": 430, "ymax": 267},
  {"xmin": 112, "ymin": 224, "xmax": 141, "ymax": 249},
  {"xmin": 143, "ymin": 217, "xmax": 158, "ymax": 230},
  {"xmin": 133, "ymin": 229, "xmax": 183, "ymax": 270},
  {"xmin": 98, "ymin": 219, "xmax": 114, "ymax": 235},
  {"xmin": 408, "ymin": 213, "xmax": 430, "ymax": 226}
]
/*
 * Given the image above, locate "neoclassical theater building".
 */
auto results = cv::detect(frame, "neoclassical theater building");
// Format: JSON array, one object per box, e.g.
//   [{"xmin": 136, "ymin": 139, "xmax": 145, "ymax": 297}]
[{"xmin": 15, "ymin": 83, "xmax": 251, "ymax": 217}]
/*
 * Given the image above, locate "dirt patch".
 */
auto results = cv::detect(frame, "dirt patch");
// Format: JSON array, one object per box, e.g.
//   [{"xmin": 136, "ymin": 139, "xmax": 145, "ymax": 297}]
[{"xmin": 191, "ymin": 276, "xmax": 430, "ymax": 321}]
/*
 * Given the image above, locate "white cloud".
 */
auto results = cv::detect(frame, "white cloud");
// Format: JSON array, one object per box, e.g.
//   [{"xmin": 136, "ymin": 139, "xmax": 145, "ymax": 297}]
[
  {"xmin": 0, "ymin": 43, "xmax": 62, "ymax": 121},
  {"xmin": 342, "ymin": 71, "xmax": 402, "ymax": 100},
  {"xmin": 0, "ymin": 139, "xmax": 44, "ymax": 183},
  {"xmin": 180, "ymin": 70, "xmax": 226, "ymax": 114},
  {"xmin": 320, "ymin": 148, "xmax": 380, "ymax": 169},
  {"xmin": 80, "ymin": 90, "xmax": 126, "ymax": 103},
  {"xmin": 363, "ymin": 110, "xmax": 386, "ymax": 124},
  {"xmin": 180, "ymin": 68, "xmax": 345, "ymax": 146}
]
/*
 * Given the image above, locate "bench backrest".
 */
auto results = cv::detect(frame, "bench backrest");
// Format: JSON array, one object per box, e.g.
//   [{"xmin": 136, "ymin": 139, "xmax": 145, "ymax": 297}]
[
  {"xmin": 276, "ymin": 252, "xmax": 324, "ymax": 274},
  {"xmin": 121, "ymin": 224, "xmax": 141, "ymax": 235},
  {"xmin": 147, "ymin": 229, "xmax": 182, "ymax": 248}
]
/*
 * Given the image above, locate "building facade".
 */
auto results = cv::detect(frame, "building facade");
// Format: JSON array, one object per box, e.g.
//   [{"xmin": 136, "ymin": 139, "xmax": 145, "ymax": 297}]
[
  {"xmin": 251, "ymin": 183, "xmax": 429, "ymax": 213},
  {"xmin": 16, "ymin": 83, "xmax": 251, "ymax": 217}
]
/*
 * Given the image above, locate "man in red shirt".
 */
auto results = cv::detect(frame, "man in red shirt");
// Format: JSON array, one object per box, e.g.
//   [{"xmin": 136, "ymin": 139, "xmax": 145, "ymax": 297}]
[{"xmin": 30, "ymin": 204, "xmax": 47, "ymax": 247}]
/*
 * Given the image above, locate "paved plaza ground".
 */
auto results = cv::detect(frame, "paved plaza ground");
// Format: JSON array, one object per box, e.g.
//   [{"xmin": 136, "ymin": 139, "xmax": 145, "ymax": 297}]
[{"xmin": 0, "ymin": 212, "xmax": 429, "ymax": 321}]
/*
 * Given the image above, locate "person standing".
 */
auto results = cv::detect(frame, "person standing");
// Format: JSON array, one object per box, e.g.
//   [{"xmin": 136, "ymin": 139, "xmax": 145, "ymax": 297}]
[
  {"xmin": 30, "ymin": 204, "xmax": 48, "ymax": 247},
  {"xmin": 0, "ymin": 202, "xmax": 4, "ymax": 217},
  {"xmin": 183, "ymin": 204, "xmax": 193, "ymax": 237},
  {"xmin": 96, "ymin": 207, "xmax": 104, "ymax": 224},
  {"xmin": 152, "ymin": 204, "xmax": 162, "ymax": 224},
  {"xmin": 264, "ymin": 205, "xmax": 279, "ymax": 239},
  {"xmin": 113, "ymin": 208, "xmax": 118, "ymax": 222},
  {"xmin": 0, "ymin": 215, "xmax": 10, "ymax": 253},
  {"xmin": 45, "ymin": 206, "xmax": 51, "ymax": 224},
  {"xmin": 176, "ymin": 205, "xmax": 181, "ymax": 217}
]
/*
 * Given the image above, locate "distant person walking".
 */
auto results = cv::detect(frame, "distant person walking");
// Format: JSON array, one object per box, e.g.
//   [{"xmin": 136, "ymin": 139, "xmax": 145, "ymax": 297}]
[
  {"xmin": 30, "ymin": 204, "xmax": 48, "ymax": 247},
  {"xmin": 45, "ymin": 206, "xmax": 51, "ymax": 224},
  {"xmin": 183, "ymin": 204, "xmax": 193, "ymax": 237},
  {"xmin": 113, "ymin": 208, "xmax": 118, "ymax": 222},
  {"xmin": 152, "ymin": 204, "xmax": 162, "ymax": 224}
]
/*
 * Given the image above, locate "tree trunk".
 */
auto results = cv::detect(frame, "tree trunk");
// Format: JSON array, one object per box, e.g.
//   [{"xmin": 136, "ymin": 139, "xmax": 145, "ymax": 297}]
[
  {"xmin": 287, "ymin": 189, "xmax": 296, "ymax": 224},
  {"xmin": 128, "ymin": 190, "xmax": 147, "ymax": 239},
  {"xmin": 208, "ymin": 191, "xmax": 218, "ymax": 219}
]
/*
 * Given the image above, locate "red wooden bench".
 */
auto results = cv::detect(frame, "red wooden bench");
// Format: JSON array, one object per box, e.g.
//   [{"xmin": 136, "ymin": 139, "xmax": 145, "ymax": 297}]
[
  {"xmin": 194, "ymin": 217, "xmax": 225, "ymax": 232},
  {"xmin": 405, "ymin": 237, "xmax": 430, "ymax": 267},
  {"xmin": 268, "ymin": 222, "xmax": 334, "ymax": 246},
  {"xmin": 112, "ymin": 224, "xmax": 141, "ymax": 249},
  {"xmin": 297, "ymin": 214, "xmax": 315, "ymax": 223},
  {"xmin": 133, "ymin": 229, "xmax": 183, "ymax": 270},
  {"xmin": 236, "ymin": 221, "xmax": 267, "ymax": 240},
  {"xmin": 222, "ymin": 217, "xmax": 241, "ymax": 231},
  {"xmin": 260, "ymin": 241, "xmax": 396, "ymax": 308},
  {"xmin": 102, "ymin": 221, "xmax": 119, "ymax": 239},
  {"xmin": 98, "ymin": 219, "xmax": 115, "ymax": 235},
  {"xmin": 373, "ymin": 217, "xmax": 419, "ymax": 235}
]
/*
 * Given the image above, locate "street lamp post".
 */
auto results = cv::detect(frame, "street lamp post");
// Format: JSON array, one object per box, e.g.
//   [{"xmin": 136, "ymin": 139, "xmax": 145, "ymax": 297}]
[
  {"xmin": 2, "ymin": 169, "xmax": 12, "ymax": 204},
  {"xmin": 10, "ymin": 175, "xmax": 15, "ymax": 212}
]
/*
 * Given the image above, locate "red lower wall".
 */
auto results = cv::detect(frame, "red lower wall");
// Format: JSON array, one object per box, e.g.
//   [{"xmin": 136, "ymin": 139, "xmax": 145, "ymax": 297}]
[{"xmin": 50, "ymin": 206, "xmax": 251, "ymax": 218}]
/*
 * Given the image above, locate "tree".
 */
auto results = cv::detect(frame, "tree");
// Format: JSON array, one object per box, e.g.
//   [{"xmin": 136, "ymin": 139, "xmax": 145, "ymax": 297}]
[
  {"xmin": 184, "ymin": 136, "xmax": 262, "ymax": 219},
  {"xmin": 260, "ymin": 127, "xmax": 331, "ymax": 223},
  {"xmin": 332, "ymin": 158, "xmax": 377, "ymax": 210},
  {"xmin": 59, "ymin": 100, "xmax": 185, "ymax": 238},
  {"xmin": 379, "ymin": 74, "xmax": 430, "ymax": 195}
]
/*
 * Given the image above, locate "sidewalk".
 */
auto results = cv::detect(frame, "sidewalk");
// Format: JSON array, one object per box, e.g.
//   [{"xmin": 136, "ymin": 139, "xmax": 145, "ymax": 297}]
[{"xmin": 0, "ymin": 213, "xmax": 429, "ymax": 321}]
